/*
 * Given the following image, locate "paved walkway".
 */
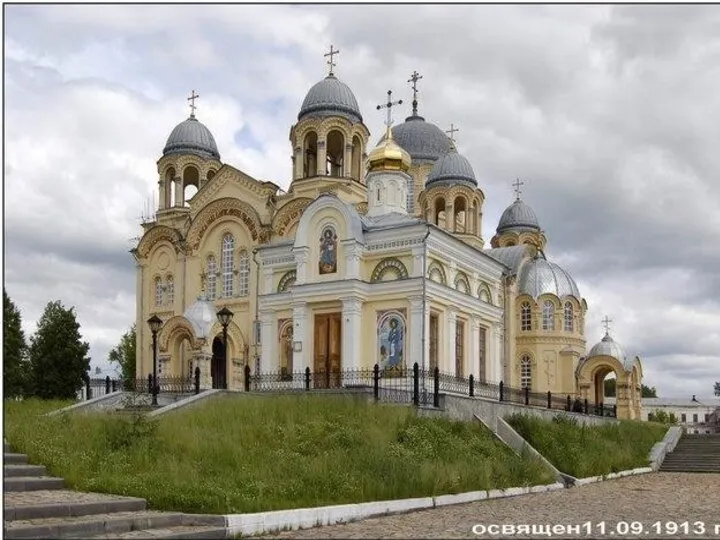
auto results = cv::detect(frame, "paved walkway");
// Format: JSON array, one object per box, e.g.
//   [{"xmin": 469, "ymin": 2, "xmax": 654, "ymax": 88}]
[{"xmin": 270, "ymin": 473, "xmax": 720, "ymax": 539}]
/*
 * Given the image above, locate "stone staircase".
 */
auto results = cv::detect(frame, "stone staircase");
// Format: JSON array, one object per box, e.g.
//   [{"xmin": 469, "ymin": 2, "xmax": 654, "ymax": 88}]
[
  {"xmin": 3, "ymin": 442, "xmax": 227, "ymax": 539},
  {"xmin": 660, "ymin": 433, "xmax": 720, "ymax": 473}
]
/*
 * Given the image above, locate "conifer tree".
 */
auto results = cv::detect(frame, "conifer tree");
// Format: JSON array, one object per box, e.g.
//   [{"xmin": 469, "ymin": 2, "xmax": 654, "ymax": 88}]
[
  {"xmin": 3, "ymin": 289, "xmax": 29, "ymax": 397},
  {"xmin": 28, "ymin": 300, "xmax": 91, "ymax": 399}
]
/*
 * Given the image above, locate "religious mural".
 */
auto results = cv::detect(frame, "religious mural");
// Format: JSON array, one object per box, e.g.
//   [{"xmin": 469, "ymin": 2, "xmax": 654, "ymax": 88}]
[
  {"xmin": 377, "ymin": 310, "xmax": 406, "ymax": 375},
  {"xmin": 318, "ymin": 225, "xmax": 338, "ymax": 274},
  {"xmin": 278, "ymin": 319, "xmax": 294, "ymax": 379}
]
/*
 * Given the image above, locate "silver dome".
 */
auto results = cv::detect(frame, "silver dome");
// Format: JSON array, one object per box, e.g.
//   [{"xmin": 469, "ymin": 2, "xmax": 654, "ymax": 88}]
[
  {"xmin": 517, "ymin": 256, "xmax": 581, "ymax": 299},
  {"xmin": 183, "ymin": 294, "xmax": 216, "ymax": 340},
  {"xmin": 497, "ymin": 199, "xmax": 540, "ymax": 233},
  {"xmin": 588, "ymin": 333, "xmax": 634, "ymax": 370},
  {"xmin": 298, "ymin": 75, "xmax": 362, "ymax": 123},
  {"xmin": 390, "ymin": 115, "xmax": 452, "ymax": 163},
  {"xmin": 426, "ymin": 148, "xmax": 477, "ymax": 188},
  {"xmin": 163, "ymin": 117, "xmax": 220, "ymax": 160}
]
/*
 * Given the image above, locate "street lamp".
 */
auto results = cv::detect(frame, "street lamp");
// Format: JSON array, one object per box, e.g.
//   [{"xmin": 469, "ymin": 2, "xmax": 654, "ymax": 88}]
[
  {"xmin": 216, "ymin": 307, "xmax": 234, "ymax": 390},
  {"xmin": 147, "ymin": 315, "xmax": 163, "ymax": 406}
]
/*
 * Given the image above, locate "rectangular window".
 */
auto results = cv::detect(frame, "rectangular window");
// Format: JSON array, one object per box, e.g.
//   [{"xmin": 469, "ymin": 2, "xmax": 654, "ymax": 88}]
[
  {"xmin": 693, "ymin": 414, "xmax": 698, "ymax": 423},
  {"xmin": 681, "ymin": 413, "xmax": 687, "ymax": 423},
  {"xmin": 429, "ymin": 314, "xmax": 438, "ymax": 373},
  {"xmin": 455, "ymin": 320, "xmax": 465, "ymax": 378},
  {"xmin": 238, "ymin": 251, "xmax": 250, "ymax": 297},
  {"xmin": 705, "ymin": 414, "xmax": 710, "ymax": 423},
  {"xmin": 478, "ymin": 326, "xmax": 487, "ymax": 383}
]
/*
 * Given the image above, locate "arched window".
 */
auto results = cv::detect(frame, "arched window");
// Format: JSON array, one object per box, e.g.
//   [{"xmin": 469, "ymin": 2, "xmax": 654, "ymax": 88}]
[
  {"xmin": 222, "ymin": 234, "xmax": 234, "ymax": 297},
  {"xmin": 238, "ymin": 250, "xmax": 250, "ymax": 297},
  {"xmin": 542, "ymin": 300, "xmax": 555, "ymax": 331},
  {"xmin": 564, "ymin": 302, "xmax": 574, "ymax": 333},
  {"xmin": 166, "ymin": 275, "xmax": 174, "ymax": 306},
  {"xmin": 206, "ymin": 256, "xmax": 217, "ymax": 300},
  {"xmin": 154, "ymin": 277, "xmax": 163, "ymax": 306},
  {"xmin": 520, "ymin": 355, "xmax": 532, "ymax": 390},
  {"xmin": 521, "ymin": 302, "xmax": 532, "ymax": 331}
]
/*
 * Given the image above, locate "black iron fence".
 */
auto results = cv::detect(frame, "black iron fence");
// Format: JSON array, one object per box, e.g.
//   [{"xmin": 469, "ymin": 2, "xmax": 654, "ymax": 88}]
[
  {"xmin": 243, "ymin": 364, "xmax": 617, "ymax": 418},
  {"xmin": 82, "ymin": 368, "xmax": 201, "ymax": 401}
]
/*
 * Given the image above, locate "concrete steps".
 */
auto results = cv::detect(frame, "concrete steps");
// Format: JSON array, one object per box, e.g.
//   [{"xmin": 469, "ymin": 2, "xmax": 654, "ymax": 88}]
[
  {"xmin": 3, "ymin": 444, "xmax": 227, "ymax": 539},
  {"xmin": 660, "ymin": 433, "xmax": 720, "ymax": 473}
]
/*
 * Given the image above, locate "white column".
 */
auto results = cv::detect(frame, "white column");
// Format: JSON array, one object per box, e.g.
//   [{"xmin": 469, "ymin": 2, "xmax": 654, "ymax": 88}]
[
  {"xmin": 493, "ymin": 321, "xmax": 504, "ymax": 384},
  {"xmin": 342, "ymin": 241, "xmax": 362, "ymax": 280},
  {"xmin": 294, "ymin": 146, "xmax": 303, "ymax": 180},
  {"xmin": 470, "ymin": 316, "xmax": 481, "ymax": 379},
  {"xmin": 344, "ymin": 143, "xmax": 353, "ymax": 177},
  {"xmin": 317, "ymin": 140, "xmax": 327, "ymax": 176},
  {"xmin": 259, "ymin": 310, "xmax": 276, "ymax": 372},
  {"xmin": 448, "ymin": 261, "xmax": 457, "ymax": 289},
  {"xmin": 262, "ymin": 266, "xmax": 274, "ymax": 295},
  {"xmin": 158, "ymin": 180, "xmax": 166, "ymax": 209},
  {"xmin": 341, "ymin": 297, "xmax": 363, "ymax": 370},
  {"xmin": 409, "ymin": 296, "xmax": 424, "ymax": 371},
  {"xmin": 445, "ymin": 309, "xmax": 457, "ymax": 374},
  {"xmin": 294, "ymin": 247, "xmax": 310, "ymax": 285},
  {"xmin": 292, "ymin": 302, "xmax": 309, "ymax": 372},
  {"xmin": 174, "ymin": 176, "xmax": 183, "ymax": 207},
  {"xmin": 411, "ymin": 246, "xmax": 424, "ymax": 278}
]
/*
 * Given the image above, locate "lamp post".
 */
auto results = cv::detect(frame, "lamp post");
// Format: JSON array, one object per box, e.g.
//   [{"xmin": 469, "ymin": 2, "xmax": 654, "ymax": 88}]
[
  {"xmin": 147, "ymin": 315, "xmax": 163, "ymax": 406},
  {"xmin": 216, "ymin": 307, "xmax": 234, "ymax": 390}
]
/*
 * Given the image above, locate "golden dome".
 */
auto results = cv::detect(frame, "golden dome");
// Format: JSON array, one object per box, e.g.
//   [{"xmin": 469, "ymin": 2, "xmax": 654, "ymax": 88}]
[{"xmin": 367, "ymin": 127, "xmax": 412, "ymax": 173}]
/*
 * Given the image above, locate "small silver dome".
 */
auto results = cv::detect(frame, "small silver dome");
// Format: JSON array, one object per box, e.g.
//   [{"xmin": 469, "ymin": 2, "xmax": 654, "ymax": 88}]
[
  {"xmin": 390, "ymin": 115, "xmax": 452, "ymax": 163},
  {"xmin": 426, "ymin": 148, "xmax": 477, "ymax": 188},
  {"xmin": 183, "ymin": 294, "xmax": 216, "ymax": 340},
  {"xmin": 163, "ymin": 117, "xmax": 220, "ymax": 160},
  {"xmin": 588, "ymin": 333, "xmax": 633, "ymax": 370},
  {"xmin": 497, "ymin": 199, "xmax": 540, "ymax": 233},
  {"xmin": 517, "ymin": 255, "xmax": 581, "ymax": 299},
  {"xmin": 298, "ymin": 75, "xmax": 362, "ymax": 123}
]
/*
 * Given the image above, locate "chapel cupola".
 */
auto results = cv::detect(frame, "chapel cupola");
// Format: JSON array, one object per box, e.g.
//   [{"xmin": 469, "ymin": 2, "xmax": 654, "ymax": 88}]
[
  {"xmin": 491, "ymin": 180, "xmax": 547, "ymax": 250},
  {"xmin": 289, "ymin": 45, "xmax": 370, "ymax": 185},
  {"xmin": 156, "ymin": 90, "xmax": 222, "ymax": 215},
  {"xmin": 366, "ymin": 90, "xmax": 412, "ymax": 218}
]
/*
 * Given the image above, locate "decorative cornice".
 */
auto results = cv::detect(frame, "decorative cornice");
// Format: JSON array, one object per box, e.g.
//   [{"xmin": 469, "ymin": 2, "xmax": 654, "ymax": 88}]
[
  {"xmin": 136, "ymin": 225, "xmax": 184, "ymax": 259},
  {"xmin": 186, "ymin": 197, "xmax": 263, "ymax": 251},
  {"xmin": 272, "ymin": 197, "xmax": 312, "ymax": 236}
]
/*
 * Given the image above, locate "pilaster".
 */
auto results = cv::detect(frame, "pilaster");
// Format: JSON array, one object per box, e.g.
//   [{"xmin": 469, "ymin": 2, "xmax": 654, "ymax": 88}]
[
  {"xmin": 259, "ymin": 309, "xmax": 277, "ymax": 372},
  {"xmin": 446, "ymin": 308, "xmax": 457, "ymax": 374},
  {"xmin": 262, "ymin": 265, "xmax": 274, "ymax": 296},
  {"xmin": 174, "ymin": 176, "xmax": 183, "ymax": 207},
  {"xmin": 292, "ymin": 301, "xmax": 309, "ymax": 371},
  {"xmin": 409, "ymin": 296, "xmax": 424, "ymax": 370},
  {"xmin": 411, "ymin": 246, "xmax": 424, "ymax": 277},
  {"xmin": 342, "ymin": 241, "xmax": 362, "ymax": 280},
  {"xmin": 294, "ymin": 247, "xmax": 310, "ymax": 284},
  {"xmin": 344, "ymin": 143, "xmax": 353, "ymax": 177},
  {"xmin": 317, "ymin": 141, "xmax": 327, "ymax": 176},
  {"xmin": 341, "ymin": 296, "xmax": 363, "ymax": 370},
  {"xmin": 158, "ymin": 180, "xmax": 166, "ymax": 209},
  {"xmin": 470, "ymin": 316, "xmax": 481, "ymax": 379},
  {"xmin": 294, "ymin": 146, "xmax": 303, "ymax": 180}
]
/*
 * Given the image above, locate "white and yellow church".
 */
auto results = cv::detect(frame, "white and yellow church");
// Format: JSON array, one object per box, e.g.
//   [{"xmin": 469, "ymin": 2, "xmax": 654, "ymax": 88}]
[{"xmin": 132, "ymin": 51, "xmax": 643, "ymax": 419}]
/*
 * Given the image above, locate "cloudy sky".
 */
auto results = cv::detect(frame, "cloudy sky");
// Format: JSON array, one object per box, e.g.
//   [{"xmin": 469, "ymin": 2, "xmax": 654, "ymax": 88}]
[{"xmin": 4, "ymin": 4, "xmax": 719, "ymax": 398}]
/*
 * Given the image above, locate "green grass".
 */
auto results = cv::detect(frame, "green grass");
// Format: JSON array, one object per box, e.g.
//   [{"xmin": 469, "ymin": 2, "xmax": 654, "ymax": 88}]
[
  {"xmin": 506, "ymin": 413, "xmax": 668, "ymax": 478},
  {"xmin": 4, "ymin": 395, "xmax": 555, "ymax": 514}
]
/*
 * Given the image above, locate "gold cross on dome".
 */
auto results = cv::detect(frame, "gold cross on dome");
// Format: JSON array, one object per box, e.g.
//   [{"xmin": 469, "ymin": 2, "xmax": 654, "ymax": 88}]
[
  {"xmin": 376, "ymin": 89, "xmax": 403, "ymax": 128},
  {"xmin": 324, "ymin": 45, "xmax": 340, "ymax": 76},
  {"xmin": 445, "ymin": 123, "xmax": 459, "ymax": 143},
  {"xmin": 187, "ymin": 90, "xmax": 200, "ymax": 118},
  {"xmin": 512, "ymin": 178, "xmax": 524, "ymax": 200},
  {"xmin": 601, "ymin": 316, "xmax": 613, "ymax": 334}
]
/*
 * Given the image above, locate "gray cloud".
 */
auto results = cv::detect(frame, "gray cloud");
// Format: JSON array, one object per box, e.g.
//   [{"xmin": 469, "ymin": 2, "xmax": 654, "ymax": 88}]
[{"xmin": 4, "ymin": 5, "xmax": 719, "ymax": 397}]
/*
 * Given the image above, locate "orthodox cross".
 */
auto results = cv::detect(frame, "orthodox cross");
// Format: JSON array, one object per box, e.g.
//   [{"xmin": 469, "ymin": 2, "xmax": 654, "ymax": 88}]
[
  {"xmin": 187, "ymin": 90, "xmax": 199, "ymax": 118},
  {"xmin": 446, "ymin": 123, "xmax": 459, "ymax": 144},
  {"xmin": 408, "ymin": 70, "xmax": 423, "ymax": 115},
  {"xmin": 376, "ymin": 89, "xmax": 403, "ymax": 128},
  {"xmin": 324, "ymin": 45, "xmax": 340, "ymax": 76},
  {"xmin": 512, "ymin": 178, "xmax": 524, "ymax": 200},
  {"xmin": 601, "ymin": 316, "xmax": 613, "ymax": 334}
]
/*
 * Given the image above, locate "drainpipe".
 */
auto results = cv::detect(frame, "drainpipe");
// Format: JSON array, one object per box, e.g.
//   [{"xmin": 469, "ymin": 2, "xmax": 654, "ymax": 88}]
[
  {"xmin": 421, "ymin": 224, "xmax": 431, "ymax": 395},
  {"xmin": 252, "ymin": 248, "xmax": 260, "ymax": 372}
]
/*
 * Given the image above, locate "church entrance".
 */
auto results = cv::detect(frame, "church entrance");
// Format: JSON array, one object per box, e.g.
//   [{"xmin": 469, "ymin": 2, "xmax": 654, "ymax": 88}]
[
  {"xmin": 313, "ymin": 313, "xmax": 342, "ymax": 388},
  {"xmin": 211, "ymin": 336, "xmax": 227, "ymax": 390}
]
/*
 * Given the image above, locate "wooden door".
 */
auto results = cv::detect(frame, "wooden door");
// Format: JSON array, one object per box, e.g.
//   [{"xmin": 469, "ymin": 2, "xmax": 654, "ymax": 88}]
[{"xmin": 314, "ymin": 313, "xmax": 342, "ymax": 388}]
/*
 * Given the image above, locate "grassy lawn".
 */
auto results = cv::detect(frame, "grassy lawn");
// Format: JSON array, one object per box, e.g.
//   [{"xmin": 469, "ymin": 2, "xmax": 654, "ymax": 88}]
[
  {"xmin": 4, "ymin": 394, "xmax": 555, "ymax": 514},
  {"xmin": 506, "ymin": 413, "xmax": 668, "ymax": 478}
]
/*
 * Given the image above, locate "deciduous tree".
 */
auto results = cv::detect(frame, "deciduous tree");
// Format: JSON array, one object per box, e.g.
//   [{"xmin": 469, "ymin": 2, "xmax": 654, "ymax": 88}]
[
  {"xmin": 3, "ymin": 290, "xmax": 29, "ymax": 397},
  {"xmin": 108, "ymin": 324, "xmax": 136, "ymax": 381}
]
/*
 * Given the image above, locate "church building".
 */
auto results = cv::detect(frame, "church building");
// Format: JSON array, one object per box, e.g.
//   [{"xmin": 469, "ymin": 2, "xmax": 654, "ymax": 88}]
[{"xmin": 132, "ymin": 49, "xmax": 643, "ymax": 419}]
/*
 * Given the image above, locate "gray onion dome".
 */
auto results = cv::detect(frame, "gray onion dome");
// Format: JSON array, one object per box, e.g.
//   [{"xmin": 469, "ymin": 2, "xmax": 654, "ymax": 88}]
[
  {"xmin": 163, "ymin": 116, "xmax": 220, "ymax": 160},
  {"xmin": 298, "ymin": 75, "xmax": 362, "ymax": 123}
]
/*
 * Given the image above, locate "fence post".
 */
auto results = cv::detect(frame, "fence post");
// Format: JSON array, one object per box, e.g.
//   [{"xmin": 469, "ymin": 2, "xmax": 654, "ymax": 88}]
[
  {"xmin": 469, "ymin": 374, "xmax": 474, "ymax": 397},
  {"xmin": 413, "ymin": 362, "xmax": 419, "ymax": 407},
  {"xmin": 547, "ymin": 391, "xmax": 551, "ymax": 409},
  {"xmin": 433, "ymin": 366, "xmax": 440, "ymax": 408},
  {"xmin": 304, "ymin": 367, "xmax": 311, "ymax": 391},
  {"xmin": 566, "ymin": 395, "xmax": 571, "ymax": 411},
  {"xmin": 499, "ymin": 381, "xmax": 504, "ymax": 402},
  {"xmin": 584, "ymin": 398, "xmax": 588, "ymax": 415},
  {"xmin": 85, "ymin": 375, "xmax": 91, "ymax": 401},
  {"xmin": 524, "ymin": 386, "xmax": 529, "ymax": 406},
  {"xmin": 599, "ymin": 401, "xmax": 604, "ymax": 416},
  {"xmin": 105, "ymin": 375, "xmax": 111, "ymax": 395},
  {"xmin": 111, "ymin": 379, "xmax": 117, "ymax": 392},
  {"xmin": 194, "ymin": 367, "xmax": 200, "ymax": 394},
  {"xmin": 148, "ymin": 374, "xmax": 153, "ymax": 394},
  {"xmin": 613, "ymin": 404, "xmax": 617, "ymax": 417},
  {"xmin": 244, "ymin": 365, "xmax": 251, "ymax": 392},
  {"xmin": 373, "ymin": 364, "xmax": 379, "ymax": 401}
]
